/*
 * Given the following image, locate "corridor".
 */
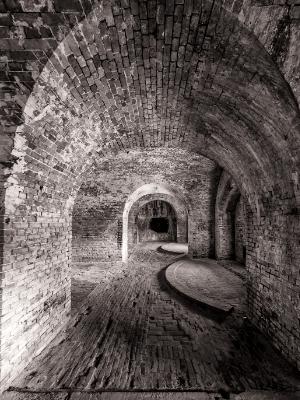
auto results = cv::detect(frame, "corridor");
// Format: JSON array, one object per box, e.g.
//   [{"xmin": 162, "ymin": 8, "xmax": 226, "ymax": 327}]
[{"xmin": 6, "ymin": 244, "xmax": 300, "ymax": 399}]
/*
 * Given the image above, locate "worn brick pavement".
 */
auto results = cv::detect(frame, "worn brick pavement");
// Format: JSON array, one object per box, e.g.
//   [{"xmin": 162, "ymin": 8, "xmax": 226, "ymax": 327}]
[{"xmin": 8, "ymin": 245, "xmax": 300, "ymax": 395}]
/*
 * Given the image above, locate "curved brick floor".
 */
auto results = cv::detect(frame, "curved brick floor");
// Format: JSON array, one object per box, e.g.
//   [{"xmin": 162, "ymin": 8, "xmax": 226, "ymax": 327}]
[{"xmin": 8, "ymin": 244, "xmax": 300, "ymax": 396}]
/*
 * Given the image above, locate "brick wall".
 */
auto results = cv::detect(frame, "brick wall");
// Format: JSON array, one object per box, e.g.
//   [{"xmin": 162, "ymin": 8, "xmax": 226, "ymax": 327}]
[
  {"xmin": 215, "ymin": 172, "xmax": 242, "ymax": 260},
  {"xmin": 0, "ymin": 168, "xmax": 73, "ymax": 390},
  {"xmin": 216, "ymin": 212, "xmax": 235, "ymax": 259},
  {"xmin": 72, "ymin": 200, "xmax": 122, "ymax": 263},
  {"xmin": 246, "ymin": 206, "xmax": 300, "ymax": 370},
  {"xmin": 215, "ymin": 175, "xmax": 300, "ymax": 369},
  {"xmin": 235, "ymin": 197, "xmax": 246, "ymax": 264}
]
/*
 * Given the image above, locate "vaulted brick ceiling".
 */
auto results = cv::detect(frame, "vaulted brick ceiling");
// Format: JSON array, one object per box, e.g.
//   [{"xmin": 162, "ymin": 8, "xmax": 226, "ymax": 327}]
[{"xmin": 1, "ymin": 0, "xmax": 300, "ymax": 211}]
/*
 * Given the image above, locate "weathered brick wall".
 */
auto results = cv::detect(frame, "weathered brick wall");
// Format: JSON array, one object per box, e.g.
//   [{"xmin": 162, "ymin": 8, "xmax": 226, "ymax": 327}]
[
  {"xmin": 246, "ymin": 206, "xmax": 300, "ymax": 370},
  {"xmin": 187, "ymin": 159, "xmax": 221, "ymax": 259},
  {"xmin": 215, "ymin": 172, "xmax": 247, "ymax": 263},
  {"xmin": 215, "ymin": 179, "xmax": 300, "ymax": 369},
  {"xmin": 216, "ymin": 212, "xmax": 235, "ymax": 259},
  {"xmin": 72, "ymin": 148, "xmax": 221, "ymax": 263},
  {"xmin": 72, "ymin": 199, "xmax": 122, "ymax": 263},
  {"xmin": 1, "ymin": 168, "xmax": 73, "ymax": 390},
  {"xmin": 235, "ymin": 197, "xmax": 246, "ymax": 264},
  {"xmin": 1, "ymin": 0, "xmax": 296, "ymax": 210},
  {"xmin": 230, "ymin": 0, "xmax": 300, "ymax": 107},
  {"xmin": 215, "ymin": 172, "xmax": 239, "ymax": 260}
]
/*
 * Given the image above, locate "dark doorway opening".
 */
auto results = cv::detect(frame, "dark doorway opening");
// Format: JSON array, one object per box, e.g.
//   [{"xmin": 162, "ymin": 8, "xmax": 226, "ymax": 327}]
[
  {"xmin": 243, "ymin": 246, "xmax": 246, "ymax": 262},
  {"xmin": 136, "ymin": 200, "xmax": 177, "ymax": 242},
  {"xmin": 149, "ymin": 217, "xmax": 169, "ymax": 233}
]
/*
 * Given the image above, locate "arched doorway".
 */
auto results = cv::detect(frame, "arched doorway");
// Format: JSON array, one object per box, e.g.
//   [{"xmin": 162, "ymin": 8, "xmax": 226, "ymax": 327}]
[
  {"xmin": 136, "ymin": 200, "xmax": 177, "ymax": 243},
  {"xmin": 122, "ymin": 183, "xmax": 189, "ymax": 262},
  {"xmin": 215, "ymin": 171, "xmax": 247, "ymax": 264}
]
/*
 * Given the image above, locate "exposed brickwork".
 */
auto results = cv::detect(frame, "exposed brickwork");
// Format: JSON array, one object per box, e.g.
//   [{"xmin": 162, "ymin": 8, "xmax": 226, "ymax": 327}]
[
  {"xmin": 214, "ymin": 171, "xmax": 300, "ymax": 370},
  {"xmin": 235, "ymin": 197, "xmax": 247, "ymax": 264},
  {"xmin": 230, "ymin": 0, "xmax": 300, "ymax": 106},
  {"xmin": 0, "ymin": 0, "xmax": 298, "ymax": 393},
  {"xmin": 246, "ymin": 205, "xmax": 300, "ymax": 370},
  {"xmin": 1, "ymin": 170, "xmax": 72, "ymax": 389},
  {"xmin": 1, "ymin": 0, "xmax": 299, "ymax": 204},
  {"xmin": 215, "ymin": 171, "xmax": 245, "ymax": 261}
]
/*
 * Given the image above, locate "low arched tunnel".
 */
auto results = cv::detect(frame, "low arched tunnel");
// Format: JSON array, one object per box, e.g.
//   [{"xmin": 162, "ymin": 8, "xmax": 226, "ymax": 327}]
[
  {"xmin": 0, "ymin": 0, "xmax": 299, "ymax": 399},
  {"xmin": 136, "ymin": 200, "xmax": 178, "ymax": 243}
]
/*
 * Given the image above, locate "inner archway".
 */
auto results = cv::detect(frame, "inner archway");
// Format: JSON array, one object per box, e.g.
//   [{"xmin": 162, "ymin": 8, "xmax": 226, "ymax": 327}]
[
  {"xmin": 215, "ymin": 171, "xmax": 248, "ymax": 264},
  {"xmin": 136, "ymin": 200, "xmax": 177, "ymax": 243},
  {"xmin": 123, "ymin": 183, "xmax": 189, "ymax": 263}
]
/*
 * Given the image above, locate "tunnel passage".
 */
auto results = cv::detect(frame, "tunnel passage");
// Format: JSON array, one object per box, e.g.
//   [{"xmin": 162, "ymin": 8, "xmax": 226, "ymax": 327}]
[
  {"xmin": 123, "ymin": 183, "xmax": 190, "ymax": 262},
  {"xmin": 136, "ymin": 200, "xmax": 177, "ymax": 243},
  {"xmin": 215, "ymin": 172, "xmax": 247, "ymax": 264},
  {"xmin": 0, "ymin": 0, "xmax": 299, "ymax": 392}
]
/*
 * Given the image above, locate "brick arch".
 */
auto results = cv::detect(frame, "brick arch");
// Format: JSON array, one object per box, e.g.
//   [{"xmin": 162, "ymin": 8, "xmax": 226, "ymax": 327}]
[
  {"xmin": 215, "ymin": 171, "xmax": 243, "ymax": 260},
  {"xmin": 2, "ymin": 0, "xmax": 299, "ymax": 211},
  {"xmin": 122, "ymin": 183, "xmax": 189, "ymax": 262},
  {"xmin": 234, "ymin": 196, "xmax": 247, "ymax": 264},
  {"xmin": 0, "ymin": 1, "xmax": 299, "ymax": 130}
]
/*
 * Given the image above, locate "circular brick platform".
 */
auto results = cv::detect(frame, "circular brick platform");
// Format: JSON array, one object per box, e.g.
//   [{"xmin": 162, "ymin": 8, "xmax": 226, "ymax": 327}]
[
  {"xmin": 165, "ymin": 258, "xmax": 246, "ymax": 313},
  {"xmin": 160, "ymin": 243, "xmax": 188, "ymax": 254}
]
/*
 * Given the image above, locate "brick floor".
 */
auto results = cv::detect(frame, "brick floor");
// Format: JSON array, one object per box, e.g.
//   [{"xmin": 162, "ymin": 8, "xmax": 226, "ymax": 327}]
[
  {"xmin": 71, "ymin": 261, "xmax": 120, "ymax": 315},
  {"xmin": 7, "ymin": 244, "xmax": 300, "ymax": 397},
  {"xmin": 3, "ymin": 391, "xmax": 300, "ymax": 400}
]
